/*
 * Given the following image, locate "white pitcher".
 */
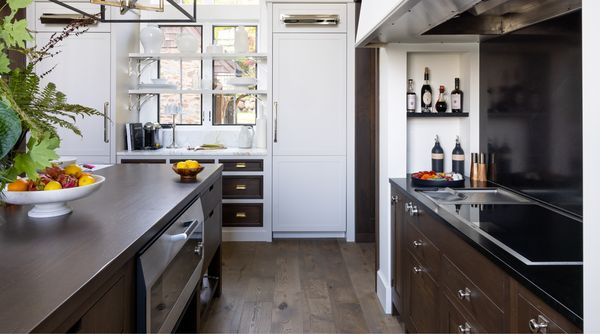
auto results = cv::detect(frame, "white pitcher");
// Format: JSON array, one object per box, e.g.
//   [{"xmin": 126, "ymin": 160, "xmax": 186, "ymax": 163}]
[{"xmin": 238, "ymin": 126, "xmax": 254, "ymax": 149}]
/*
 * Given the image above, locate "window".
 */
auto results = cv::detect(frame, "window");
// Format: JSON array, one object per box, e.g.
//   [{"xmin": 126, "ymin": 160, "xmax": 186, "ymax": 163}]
[
  {"xmin": 158, "ymin": 26, "xmax": 203, "ymax": 125},
  {"xmin": 212, "ymin": 26, "xmax": 258, "ymax": 125}
]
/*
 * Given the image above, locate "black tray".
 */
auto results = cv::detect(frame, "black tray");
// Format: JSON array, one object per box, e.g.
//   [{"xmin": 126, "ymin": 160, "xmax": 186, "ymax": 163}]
[{"xmin": 411, "ymin": 176, "xmax": 465, "ymax": 188}]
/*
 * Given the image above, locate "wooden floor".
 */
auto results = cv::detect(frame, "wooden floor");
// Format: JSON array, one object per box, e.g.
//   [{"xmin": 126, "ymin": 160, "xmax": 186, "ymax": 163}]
[{"xmin": 200, "ymin": 239, "xmax": 404, "ymax": 334}]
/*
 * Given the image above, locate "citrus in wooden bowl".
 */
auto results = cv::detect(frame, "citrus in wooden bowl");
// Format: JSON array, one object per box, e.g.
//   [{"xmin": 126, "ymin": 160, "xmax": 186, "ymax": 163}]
[{"xmin": 172, "ymin": 160, "xmax": 204, "ymax": 182}]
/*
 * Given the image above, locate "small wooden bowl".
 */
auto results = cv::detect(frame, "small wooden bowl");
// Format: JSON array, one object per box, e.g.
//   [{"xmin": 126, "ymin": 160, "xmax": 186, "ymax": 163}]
[{"xmin": 172, "ymin": 164, "xmax": 204, "ymax": 182}]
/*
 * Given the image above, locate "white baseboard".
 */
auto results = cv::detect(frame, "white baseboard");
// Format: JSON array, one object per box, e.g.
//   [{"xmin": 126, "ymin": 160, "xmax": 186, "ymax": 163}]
[
  {"xmin": 273, "ymin": 232, "xmax": 346, "ymax": 239},
  {"xmin": 377, "ymin": 269, "xmax": 393, "ymax": 314},
  {"xmin": 222, "ymin": 230, "xmax": 271, "ymax": 242}
]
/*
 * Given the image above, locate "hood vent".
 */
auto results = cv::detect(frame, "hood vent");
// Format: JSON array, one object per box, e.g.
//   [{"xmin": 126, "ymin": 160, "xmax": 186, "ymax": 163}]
[{"xmin": 425, "ymin": 0, "xmax": 581, "ymax": 36}]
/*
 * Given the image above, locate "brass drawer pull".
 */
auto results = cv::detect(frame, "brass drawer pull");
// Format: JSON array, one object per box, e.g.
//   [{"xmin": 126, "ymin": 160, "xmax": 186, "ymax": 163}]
[
  {"xmin": 458, "ymin": 288, "xmax": 471, "ymax": 301},
  {"xmin": 235, "ymin": 162, "xmax": 247, "ymax": 168},
  {"xmin": 235, "ymin": 184, "xmax": 247, "ymax": 190},
  {"xmin": 236, "ymin": 212, "xmax": 247, "ymax": 218}
]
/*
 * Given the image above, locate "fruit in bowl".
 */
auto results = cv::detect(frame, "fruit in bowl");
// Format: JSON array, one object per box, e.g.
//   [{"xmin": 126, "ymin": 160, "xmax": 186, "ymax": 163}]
[
  {"xmin": 412, "ymin": 171, "xmax": 463, "ymax": 181},
  {"xmin": 172, "ymin": 160, "xmax": 204, "ymax": 182},
  {"xmin": 2, "ymin": 164, "xmax": 105, "ymax": 218}
]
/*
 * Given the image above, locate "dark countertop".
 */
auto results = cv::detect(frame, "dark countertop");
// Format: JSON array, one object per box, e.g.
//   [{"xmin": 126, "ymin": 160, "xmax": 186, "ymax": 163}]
[
  {"xmin": 390, "ymin": 177, "xmax": 583, "ymax": 329},
  {"xmin": 0, "ymin": 164, "xmax": 223, "ymax": 333}
]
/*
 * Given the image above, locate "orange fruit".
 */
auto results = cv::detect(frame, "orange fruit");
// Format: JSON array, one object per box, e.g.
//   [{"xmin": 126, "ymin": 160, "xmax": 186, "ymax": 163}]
[
  {"xmin": 44, "ymin": 181, "xmax": 62, "ymax": 191},
  {"xmin": 64, "ymin": 164, "xmax": 82, "ymax": 177},
  {"xmin": 78, "ymin": 175, "xmax": 95, "ymax": 187},
  {"xmin": 7, "ymin": 179, "xmax": 28, "ymax": 191},
  {"xmin": 78, "ymin": 172, "xmax": 91, "ymax": 179}
]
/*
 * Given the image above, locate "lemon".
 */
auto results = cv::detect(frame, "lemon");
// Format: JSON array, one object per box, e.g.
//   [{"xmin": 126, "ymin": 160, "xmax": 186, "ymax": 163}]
[
  {"xmin": 64, "ymin": 164, "xmax": 82, "ymax": 177},
  {"xmin": 176, "ymin": 161, "xmax": 188, "ymax": 169},
  {"xmin": 44, "ymin": 181, "xmax": 63, "ymax": 191},
  {"xmin": 78, "ymin": 175, "xmax": 95, "ymax": 187},
  {"xmin": 186, "ymin": 160, "xmax": 200, "ymax": 169}
]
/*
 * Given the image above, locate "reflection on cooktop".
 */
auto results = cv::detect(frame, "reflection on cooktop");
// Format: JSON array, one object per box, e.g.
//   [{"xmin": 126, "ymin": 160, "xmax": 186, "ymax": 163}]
[{"xmin": 439, "ymin": 204, "xmax": 582, "ymax": 265}]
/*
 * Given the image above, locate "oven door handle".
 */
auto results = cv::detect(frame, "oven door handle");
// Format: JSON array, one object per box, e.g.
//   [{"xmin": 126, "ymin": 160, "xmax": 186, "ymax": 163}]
[{"xmin": 167, "ymin": 219, "xmax": 199, "ymax": 242}]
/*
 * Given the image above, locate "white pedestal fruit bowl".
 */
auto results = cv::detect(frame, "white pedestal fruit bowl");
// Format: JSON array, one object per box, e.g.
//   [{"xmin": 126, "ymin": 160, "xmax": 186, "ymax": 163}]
[{"xmin": 2, "ymin": 175, "xmax": 105, "ymax": 218}]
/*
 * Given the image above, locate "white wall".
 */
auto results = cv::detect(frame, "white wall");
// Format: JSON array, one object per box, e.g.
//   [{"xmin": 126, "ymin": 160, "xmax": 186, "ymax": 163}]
[{"xmin": 583, "ymin": 0, "xmax": 600, "ymax": 332}]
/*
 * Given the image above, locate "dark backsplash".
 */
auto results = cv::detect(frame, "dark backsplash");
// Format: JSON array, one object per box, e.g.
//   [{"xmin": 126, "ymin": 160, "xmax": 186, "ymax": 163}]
[{"xmin": 480, "ymin": 11, "xmax": 582, "ymax": 216}]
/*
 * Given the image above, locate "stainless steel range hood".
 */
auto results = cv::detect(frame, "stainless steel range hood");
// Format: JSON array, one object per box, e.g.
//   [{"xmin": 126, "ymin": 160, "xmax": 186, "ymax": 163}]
[{"xmin": 356, "ymin": 0, "xmax": 582, "ymax": 47}]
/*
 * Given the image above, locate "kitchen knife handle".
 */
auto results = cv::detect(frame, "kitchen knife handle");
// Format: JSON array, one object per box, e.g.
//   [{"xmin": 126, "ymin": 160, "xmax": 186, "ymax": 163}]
[
  {"xmin": 103, "ymin": 102, "xmax": 109, "ymax": 143},
  {"xmin": 274, "ymin": 101, "xmax": 278, "ymax": 143}
]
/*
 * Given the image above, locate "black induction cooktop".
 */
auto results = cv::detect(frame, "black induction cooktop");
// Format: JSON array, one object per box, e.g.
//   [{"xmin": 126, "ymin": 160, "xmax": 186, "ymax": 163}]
[{"xmin": 439, "ymin": 204, "xmax": 583, "ymax": 265}]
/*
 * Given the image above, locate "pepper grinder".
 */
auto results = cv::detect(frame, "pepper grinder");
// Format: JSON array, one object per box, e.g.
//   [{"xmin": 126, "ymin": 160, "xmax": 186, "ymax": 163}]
[
  {"xmin": 470, "ymin": 153, "xmax": 479, "ymax": 181},
  {"xmin": 477, "ymin": 153, "xmax": 488, "ymax": 182}
]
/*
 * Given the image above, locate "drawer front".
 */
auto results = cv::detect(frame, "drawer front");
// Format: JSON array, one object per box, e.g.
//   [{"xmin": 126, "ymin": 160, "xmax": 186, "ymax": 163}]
[
  {"xmin": 223, "ymin": 203, "xmax": 263, "ymax": 227},
  {"xmin": 442, "ymin": 256, "xmax": 505, "ymax": 332},
  {"xmin": 35, "ymin": 2, "xmax": 111, "ymax": 32},
  {"xmin": 201, "ymin": 178, "xmax": 222, "ymax": 220},
  {"xmin": 120, "ymin": 159, "xmax": 166, "ymax": 164},
  {"xmin": 223, "ymin": 176, "xmax": 263, "ymax": 199},
  {"xmin": 273, "ymin": 3, "xmax": 347, "ymax": 33},
  {"xmin": 202, "ymin": 205, "xmax": 221, "ymax": 274},
  {"xmin": 406, "ymin": 220, "xmax": 441, "ymax": 281},
  {"xmin": 442, "ymin": 294, "xmax": 482, "ymax": 334},
  {"xmin": 411, "ymin": 207, "xmax": 508, "ymax": 304},
  {"xmin": 170, "ymin": 159, "xmax": 215, "ymax": 164},
  {"xmin": 221, "ymin": 159, "xmax": 263, "ymax": 172},
  {"xmin": 405, "ymin": 253, "xmax": 440, "ymax": 334}
]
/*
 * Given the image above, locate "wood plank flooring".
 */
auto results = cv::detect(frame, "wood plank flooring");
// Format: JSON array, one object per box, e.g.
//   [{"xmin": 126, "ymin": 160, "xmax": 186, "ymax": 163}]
[{"xmin": 200, "ymin": 240, "xmax": 404, "ymax": 334}]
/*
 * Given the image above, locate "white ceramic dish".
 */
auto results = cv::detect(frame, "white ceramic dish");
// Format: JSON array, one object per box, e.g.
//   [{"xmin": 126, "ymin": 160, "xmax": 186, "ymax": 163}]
[
  {"xmin": 2, "ymin": 175, "xmax": 105, "ymax": 218},
  {"xmin": 227, "ymin": 77, "xmax": 257, "ymax": 87},
  {"xmin": 51, "ymin": 156, "xmax": 77, "ymax": 167}
]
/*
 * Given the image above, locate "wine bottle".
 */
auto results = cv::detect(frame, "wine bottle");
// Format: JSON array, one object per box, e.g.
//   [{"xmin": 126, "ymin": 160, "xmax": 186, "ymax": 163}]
[
  {"xmin": 407, "ymin": 79, "xmax": 416, "ymax": 113},
  {"xmin": 421, "ymin": 67, "xmax": 432, "ymax": 113},
  {"xmin": 452, "ymin": 136, "xmax": 465, "ymax": 175},
  {"xmin": 451, "ymin": 78, "xmax": 464, "ymax": 113},
  {"xmin": 435, "ymin": 85, "xmax": 448, "ymax": 113},
  {"xmin": 432, "ymin": 135, "xmax": 444, "ymax": 172}
]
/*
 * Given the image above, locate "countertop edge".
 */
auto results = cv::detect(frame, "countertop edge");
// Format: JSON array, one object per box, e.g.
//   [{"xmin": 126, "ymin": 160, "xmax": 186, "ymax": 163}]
[
  {"xmin": 30, "ymin": 165, "xmax": 224, "ymax": 333},
  {"xmin": 389, "ymin": 178, "xmax": 583, "ymax": 329}
]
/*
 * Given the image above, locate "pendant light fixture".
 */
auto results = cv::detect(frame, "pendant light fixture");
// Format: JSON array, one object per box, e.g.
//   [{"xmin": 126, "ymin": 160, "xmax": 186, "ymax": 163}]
[{"xmin": 47, "ymin": 0, "xmax": 196, "ymax": 23}]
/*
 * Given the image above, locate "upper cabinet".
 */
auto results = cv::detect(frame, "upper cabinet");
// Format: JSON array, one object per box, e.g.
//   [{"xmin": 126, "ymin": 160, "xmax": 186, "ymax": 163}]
[{"xmin": 356, "ymin": 0, "xmax": 582, "ymax": 47}]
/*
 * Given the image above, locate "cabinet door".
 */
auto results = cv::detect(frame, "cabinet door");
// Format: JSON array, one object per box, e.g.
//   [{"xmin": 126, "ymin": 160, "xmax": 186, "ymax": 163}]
[
  {"xmin": 440, "ymin": 294, "xmax": 482, "ymax": 334},
  {"xmin": 36, "ymin": 33, "xmax": 111, "ymax": 162},
  {"xmin": 273, "ymin": 156, "xmax": 346, "ymax": 232},
  {"xmin": 273, "ymin": 33, "xmax": 347, "ymax": 156},
  {"xmin": 405, "ymin": 253, "xmax": 440, "ymax": 333},
  {"xmin": 391, "ymin": 189, "xmax": 404, "ymax": 314}
]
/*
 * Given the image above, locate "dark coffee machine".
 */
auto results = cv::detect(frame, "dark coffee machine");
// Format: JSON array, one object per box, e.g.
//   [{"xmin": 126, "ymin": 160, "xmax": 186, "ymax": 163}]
[{"xmin": 143, "ymin": 122, "xmax": 162, "ymax": 150}]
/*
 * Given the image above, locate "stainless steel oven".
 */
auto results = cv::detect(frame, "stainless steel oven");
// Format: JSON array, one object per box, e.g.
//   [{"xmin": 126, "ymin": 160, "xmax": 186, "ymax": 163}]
[{"xmin": 138, "ymin": 196, "xmax": 204, "ymax": 333}]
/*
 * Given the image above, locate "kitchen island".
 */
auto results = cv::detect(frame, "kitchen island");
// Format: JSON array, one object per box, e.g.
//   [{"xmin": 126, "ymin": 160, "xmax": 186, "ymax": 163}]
[
  {"xmin": 390, "ymin": 177, "xmax": 582, "ymax": 333},
  {"xmin": 0, "ymin": 164, "xmax": 223, "ymax": 333}
]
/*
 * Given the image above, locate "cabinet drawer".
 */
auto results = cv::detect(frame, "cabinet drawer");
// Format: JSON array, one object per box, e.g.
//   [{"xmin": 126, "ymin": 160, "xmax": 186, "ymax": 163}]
[
  {"xmin": 170, "ymin": 159, "xmax": 215, "ymax": 164},
  {"xmin": 406, "ymin": 220, "xmax": 441, "ymax": 281},
  {"xmin": 201, "ymin": 178, "xmax": 222, "ymax": 220},
  {"xmin": 405, "ymin": 253, "xmax": 439, "ymax": 334},
  {"xmin": 221, "ymin": 159, "xmax": 263, "ymax": 172},
  {"xmin": 223, "ymin": 176, "xmax": 263, "ymax": 199},
  {"xmin": 223, "ymin": 203, "xmax": 263, "ymax": 227},
  {"xmin": 273, "ymin": 3, "xmax": 347, "ymax": 33},
  {"xmin": 442, "ymin": 256, "xmax": 505, "ymax": 332},
  {"xmin": 35, "ymin": 2, "xmax": 111, "ymax": 32},
  {"xmin": 441, "ymin": 294, "xmax": 483, "ymax": 334},
  {"xmin": 120, "ymin": 159, "xmax": 166, "ymax": 164}
]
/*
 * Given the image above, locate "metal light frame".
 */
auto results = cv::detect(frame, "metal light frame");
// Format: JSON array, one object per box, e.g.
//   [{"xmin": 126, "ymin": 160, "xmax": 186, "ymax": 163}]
[{"xmin": 48, "ymin": 0, "xmax": 196, "ymax": 23}]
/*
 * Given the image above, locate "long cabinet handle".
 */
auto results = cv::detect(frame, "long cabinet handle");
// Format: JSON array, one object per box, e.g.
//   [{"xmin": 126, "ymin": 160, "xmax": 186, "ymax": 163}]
[
  {"xmin": 274, "ymin": 101, "xmax": 278, "ymax": 143},
  {"xmin": 103, "ymin": 102, "xmax": 109, "ymax": 143}
]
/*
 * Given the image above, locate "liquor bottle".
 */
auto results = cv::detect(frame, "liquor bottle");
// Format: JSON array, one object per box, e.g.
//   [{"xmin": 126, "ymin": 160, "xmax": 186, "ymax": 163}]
[
  {"xmin": 432, "ymin": 135, "xmax": 444, "ymax": 172},
  {"xmin": 452, "ymin": 136, "xmax": 465, "ymax": 175},
  {"xmin": 421, "ymin": 67, "xmax": 433, "ymax": 113},
  {"xmin": 435, "ymin": 85, "xmax": 448, "ymax": 113},
  {"xmin": 407, "ymin": 79, "xmax": 416, "ymax": 113},
  {"xmin": 451, "ymin": 78, "xmax": 464, "ymax": 113}
]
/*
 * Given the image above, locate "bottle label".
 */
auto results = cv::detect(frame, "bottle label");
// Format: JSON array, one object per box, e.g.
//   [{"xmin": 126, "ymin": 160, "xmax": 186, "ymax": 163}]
[
  {"xmin": 451, "ymin": 93, "xmax": 461, "ymax": 110},
  {"xmin": 423, "ymin": 91, "xmax": 432, "ymax": 105},
  {"xmin": 432, "ymin": 153, "xmax": 444, "ymax": 159},
  {"xmin": 452, "ymin": 154, "xmax": 465, "ymax": 161},
  {"xmin": 407, "ymin": 95, "xmax": 416, "ymax": 111}
]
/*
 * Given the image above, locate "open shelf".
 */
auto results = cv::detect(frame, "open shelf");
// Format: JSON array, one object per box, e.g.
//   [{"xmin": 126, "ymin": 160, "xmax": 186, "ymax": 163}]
[
  {"xmin": 129, "ymin": 89, "xmax": 268, "ymax": 95},
  {"xmin": 408, "ymin": 112, "xmax": 469, "ymax": 118}
]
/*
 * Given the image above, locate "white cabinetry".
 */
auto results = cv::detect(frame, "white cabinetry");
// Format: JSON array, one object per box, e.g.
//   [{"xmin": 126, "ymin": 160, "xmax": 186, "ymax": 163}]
[
  {"xmin": 36, "ymin": 33, "xmax": 111, "ymax": 162},
  {"xmin": 271, "ymin": 2, "xmax": 354, "ymax": 237}
]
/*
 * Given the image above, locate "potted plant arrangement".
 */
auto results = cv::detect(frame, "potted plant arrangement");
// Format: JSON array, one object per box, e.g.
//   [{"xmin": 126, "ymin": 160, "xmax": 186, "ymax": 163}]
[{"xmin": 0, "ymin": 0, "xmax": 105, "ymax": 217}]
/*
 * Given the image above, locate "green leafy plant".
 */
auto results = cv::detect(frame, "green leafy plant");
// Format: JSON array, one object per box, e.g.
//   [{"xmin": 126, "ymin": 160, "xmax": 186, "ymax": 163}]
[{"xmin": 0, "ymin": 0, "xmax": 102, "ymax": 190}]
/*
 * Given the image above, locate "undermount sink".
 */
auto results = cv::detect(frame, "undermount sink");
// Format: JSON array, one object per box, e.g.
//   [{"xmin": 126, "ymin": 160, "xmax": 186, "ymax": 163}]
[{"xmin": 417, "ymin": 187, "xmax": 532, "ymax": 205}]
